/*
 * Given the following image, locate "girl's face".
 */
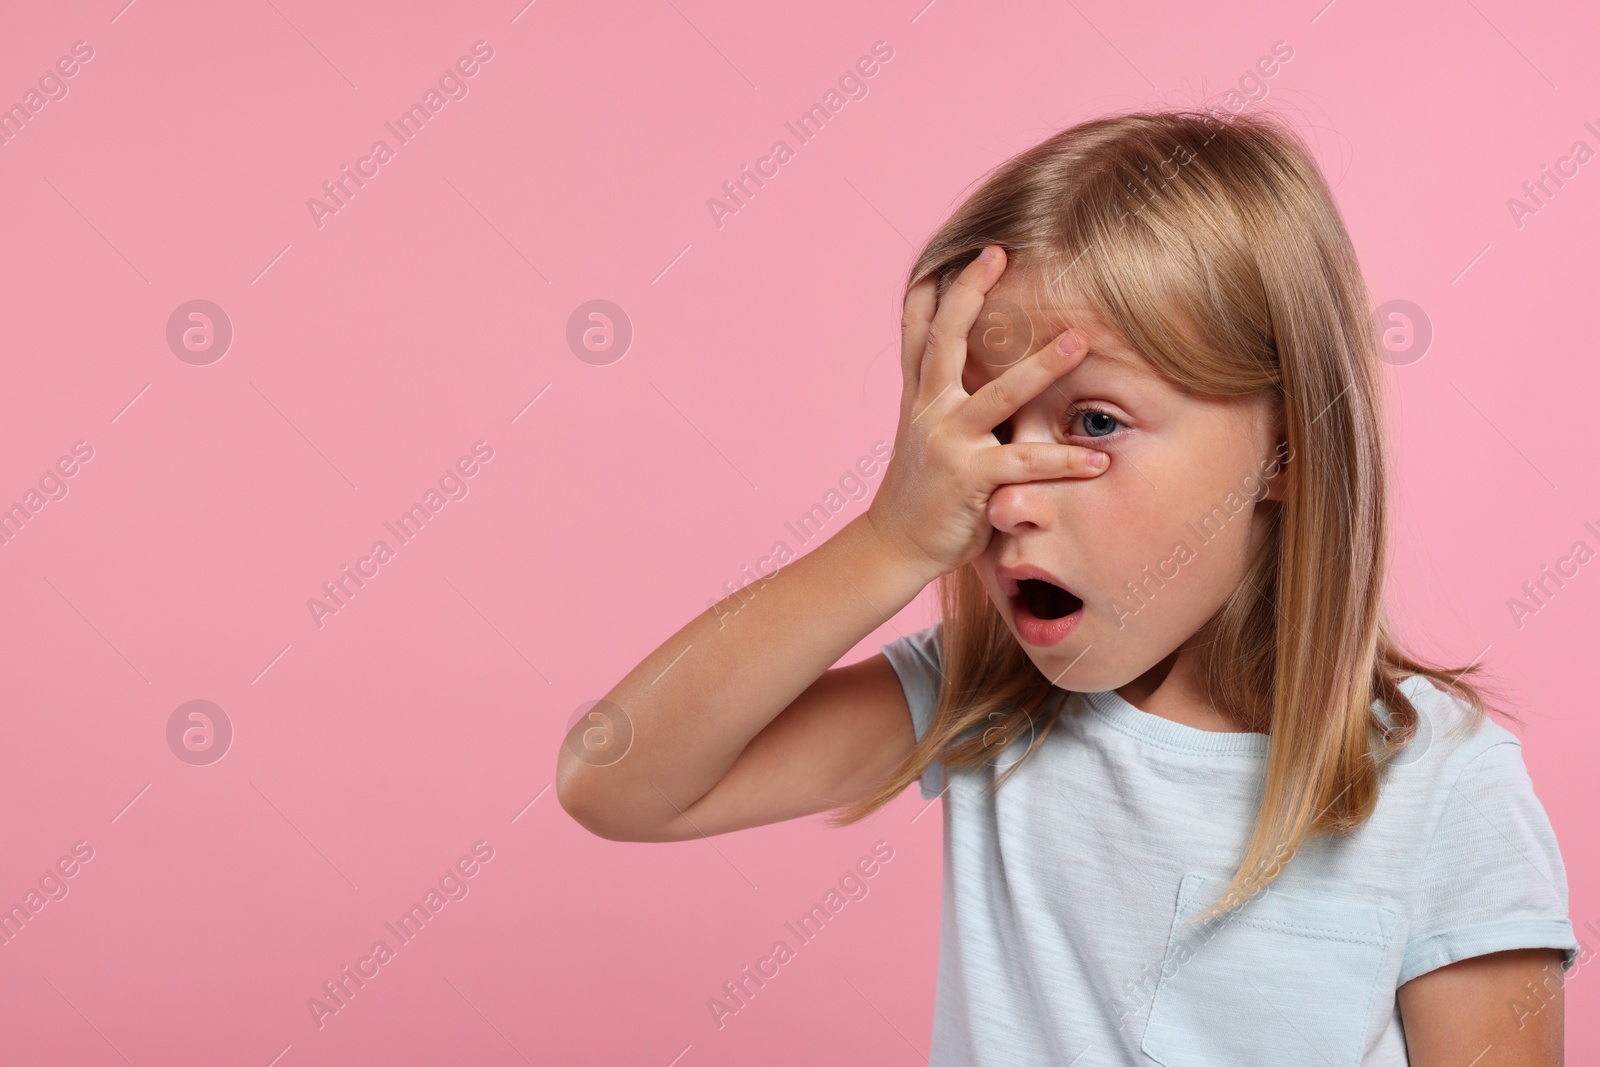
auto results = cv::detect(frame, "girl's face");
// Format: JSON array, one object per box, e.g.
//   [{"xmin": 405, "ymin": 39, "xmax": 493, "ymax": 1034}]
[{"xmin": 962, "ymin": 269, "xmax": 1285, "ymax": 694}]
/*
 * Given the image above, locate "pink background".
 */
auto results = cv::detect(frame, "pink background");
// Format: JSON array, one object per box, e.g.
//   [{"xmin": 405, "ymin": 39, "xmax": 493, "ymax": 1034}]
[{"xmin": 1, "ymin": 0, "xmax": 1596, "ymax": 1063}]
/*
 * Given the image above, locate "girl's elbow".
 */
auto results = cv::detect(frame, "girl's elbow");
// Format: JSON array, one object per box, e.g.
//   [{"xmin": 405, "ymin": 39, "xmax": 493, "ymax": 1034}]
[{"xmin": 555, "ymin": 755, "xmax": 658, "ymax": 842}]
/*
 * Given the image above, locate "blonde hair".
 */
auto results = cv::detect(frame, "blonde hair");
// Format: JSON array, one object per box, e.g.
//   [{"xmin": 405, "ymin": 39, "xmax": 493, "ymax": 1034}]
[{"xmin": 832, "ymin": 107, "xmax": 1512, "ymax": 923}]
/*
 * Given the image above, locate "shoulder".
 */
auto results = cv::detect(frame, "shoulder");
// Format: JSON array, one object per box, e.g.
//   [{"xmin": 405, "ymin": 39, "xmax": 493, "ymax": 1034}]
[
  {"xmin": 1367, "ymin": 672, "xmax": 1543, "ymax": 844},
  {"xmin": 1380, "ymin": 673, "xmax": 1520, "ymax": 782},
  {"xmin": 1375, "ymin": 673, "xmax": 1565, "ymax": 889},
  {"xmin": 876, "ymin": 620, "xmax": 948, "ymax": 800},
  {"xmin": 1381, "ymin": 677, "xmax": 1578, "ymax": 984},
  {"xmin": 880, "ymin": 619, "xmax": 943, "ymax": 659},
  {"xmin": 877, "ymin": 620, "xmax": 945, "ymax": 695},
  {"xmin": 877, "ymin": 620, "xmax": 945, "ymax": 728}
]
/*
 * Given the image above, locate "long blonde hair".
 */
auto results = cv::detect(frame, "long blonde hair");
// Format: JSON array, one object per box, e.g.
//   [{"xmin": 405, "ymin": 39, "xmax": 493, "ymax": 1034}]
[{"xmin": 832, "ymin": 107, "xmax": 1511, "ymax": 922}]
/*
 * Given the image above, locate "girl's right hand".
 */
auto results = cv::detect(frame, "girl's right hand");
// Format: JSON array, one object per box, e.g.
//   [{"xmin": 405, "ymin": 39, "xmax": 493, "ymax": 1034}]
[{"xmin": 865, "ymin": 244, "xmax": 1110, "ymax": 582}]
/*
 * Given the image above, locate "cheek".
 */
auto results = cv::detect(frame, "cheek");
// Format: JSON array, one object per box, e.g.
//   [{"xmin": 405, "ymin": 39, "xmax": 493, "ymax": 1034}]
[
  {"xmin": 1077, "ymin": 464, "xmax": 1256, "ymax": 613},
  {"xmin": 1074, "ymin": 478, "xmax": 1181, "ymax": 587}
]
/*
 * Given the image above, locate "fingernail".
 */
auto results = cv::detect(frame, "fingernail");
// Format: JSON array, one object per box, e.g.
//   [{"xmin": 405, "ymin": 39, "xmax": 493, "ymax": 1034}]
[
  {"xmin": 1089, "ymin": 451, "xmax": 1109, "ymax": 469},
  {"xmin": 979, "ymin": 246, "xmax": 998, "ymax": 264},
  {"xmin": 1057, "ymin": 331, "xmax": 1080, "ymax": 356}
]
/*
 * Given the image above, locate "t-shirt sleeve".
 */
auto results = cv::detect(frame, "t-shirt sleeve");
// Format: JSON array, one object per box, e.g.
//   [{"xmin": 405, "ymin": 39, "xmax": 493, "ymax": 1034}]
[
  {"xmin": 1399, "ymin": 738, "xmax": 1580, "ymax": 985},
  {"xmin": 877, "ymin": 620, "xmax": 946, "ymax": 801}
]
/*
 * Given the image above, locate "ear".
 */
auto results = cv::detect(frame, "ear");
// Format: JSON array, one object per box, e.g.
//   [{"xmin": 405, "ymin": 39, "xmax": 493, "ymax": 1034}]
[
  {"xmin": 1260, "ymin": 438, "xmax": 1290, "ymax": 502},
  {"xmin": 1253, "ymin": 393, "xmax": 1289, "ymax": 502}
]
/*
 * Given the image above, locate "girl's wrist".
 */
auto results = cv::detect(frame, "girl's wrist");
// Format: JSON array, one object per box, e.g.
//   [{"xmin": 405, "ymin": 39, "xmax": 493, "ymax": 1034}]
[{"xmin": 850, "ymin": 510, "xmax": 948, "ymax": 593}]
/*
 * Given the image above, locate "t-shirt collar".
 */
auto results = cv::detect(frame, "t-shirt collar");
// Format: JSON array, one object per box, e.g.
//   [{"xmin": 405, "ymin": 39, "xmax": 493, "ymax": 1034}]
[{"xmin": 1078, "ymin": 688, "xmax": 1272, "ymax": 757}]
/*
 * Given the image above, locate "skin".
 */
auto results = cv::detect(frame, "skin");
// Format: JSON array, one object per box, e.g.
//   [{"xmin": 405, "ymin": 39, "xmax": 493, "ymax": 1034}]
[
  {"xmin": 957, "ymin": 254, "xmax": 1284, "ymax": 728},
  {"xmin": 1396, "ymin": 948, "xmax": 1564, "ymax": 1065}
]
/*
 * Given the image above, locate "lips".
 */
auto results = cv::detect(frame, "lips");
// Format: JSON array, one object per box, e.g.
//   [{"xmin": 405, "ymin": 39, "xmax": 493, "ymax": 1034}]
[{"xmin": 995, "ymin": 563, "xmax": 1085, "ymax": 646}]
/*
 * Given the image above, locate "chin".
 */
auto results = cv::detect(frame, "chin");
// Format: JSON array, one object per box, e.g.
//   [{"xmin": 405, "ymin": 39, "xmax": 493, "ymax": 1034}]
[
  {"xmin": 1013, "ymin": 622, "xmax": 1170, "ymax": 695},
  {"xmin": 1027, "ymin": 654, "xmax": 1123, "ymax": 693}
]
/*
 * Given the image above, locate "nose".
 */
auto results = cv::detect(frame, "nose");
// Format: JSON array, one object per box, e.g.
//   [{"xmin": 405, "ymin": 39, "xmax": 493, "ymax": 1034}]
[{"xmin": 987, "ymin": 479, "xmax": 1059, "ymax": 533}]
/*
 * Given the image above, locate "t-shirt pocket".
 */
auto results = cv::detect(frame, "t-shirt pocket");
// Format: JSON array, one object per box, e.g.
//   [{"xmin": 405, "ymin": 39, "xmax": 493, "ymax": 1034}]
[{"xmin": 1140, "ymin": 871, "xmax": 1396, "ymax": 1067}]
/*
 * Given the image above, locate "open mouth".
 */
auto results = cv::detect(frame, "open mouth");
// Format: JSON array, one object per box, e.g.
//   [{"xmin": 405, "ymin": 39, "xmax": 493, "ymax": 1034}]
[{"xmin": 1016, "ymin": 577, "xmax": 1084, "ymax": 621}]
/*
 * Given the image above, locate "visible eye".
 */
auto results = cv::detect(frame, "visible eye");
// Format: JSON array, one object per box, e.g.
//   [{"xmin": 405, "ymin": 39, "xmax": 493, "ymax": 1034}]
[{"xmin": 1065, "ymin": 403, "xmax": 1123, "ymax": 439}]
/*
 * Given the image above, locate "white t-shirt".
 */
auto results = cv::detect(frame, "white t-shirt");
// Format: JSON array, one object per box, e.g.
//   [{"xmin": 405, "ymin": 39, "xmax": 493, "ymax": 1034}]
[{"xmin": 881, "ymin": 620, "xmax": 1580, "ymax": 1066}]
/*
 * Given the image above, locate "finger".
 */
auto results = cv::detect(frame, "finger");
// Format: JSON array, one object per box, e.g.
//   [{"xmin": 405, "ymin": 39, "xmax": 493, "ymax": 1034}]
[
  {"xmin": 900, "ymin": 276, "xmax": 938, "ymax": 396},
  {"xmin": 918, "ymin": 245, "xmax": 1006, "ymax": 407},
  {"xmin": 971, "ymin": 441, "xmax": 1109, "ymax": 487},
  {"xmin": 957, "ymin": 327, "xmax": 1090, "ymax": 435}
]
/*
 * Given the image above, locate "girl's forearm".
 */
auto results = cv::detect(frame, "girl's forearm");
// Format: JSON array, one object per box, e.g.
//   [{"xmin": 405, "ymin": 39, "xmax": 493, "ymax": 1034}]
[{"xmin": 556, "ymin": 511, "xmax": 938, "ymax": 837}]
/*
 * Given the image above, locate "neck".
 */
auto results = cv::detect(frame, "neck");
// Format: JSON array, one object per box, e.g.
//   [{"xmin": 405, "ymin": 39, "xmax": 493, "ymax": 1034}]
[{"xmin": 1115, "ymin": 644, "xmax": 1251, "ymax": 733}]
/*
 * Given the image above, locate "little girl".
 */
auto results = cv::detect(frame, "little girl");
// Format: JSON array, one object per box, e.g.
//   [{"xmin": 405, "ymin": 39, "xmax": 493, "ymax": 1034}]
[{"xmin": 557, "ymin": 109, "xmax": 1580, "ymax": 1065}]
